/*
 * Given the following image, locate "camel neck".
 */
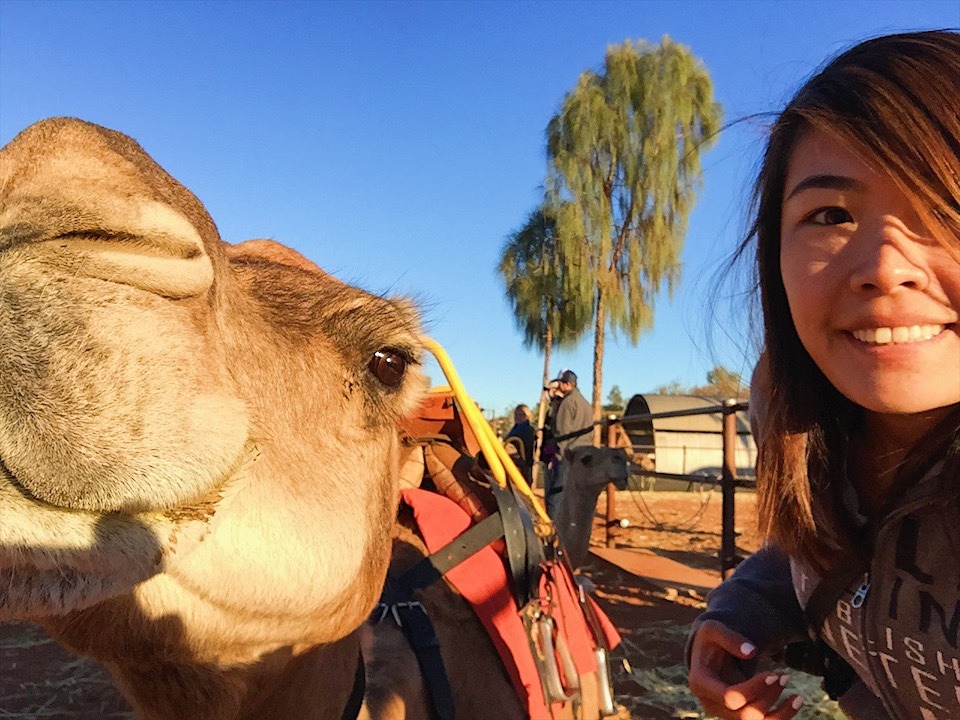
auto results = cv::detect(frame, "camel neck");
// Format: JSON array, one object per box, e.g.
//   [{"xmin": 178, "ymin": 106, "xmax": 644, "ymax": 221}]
[
  {"xmin": 554, "ymin": 483, "xmax": 595, "ymax": 570},
  {"xmin": 107, "ymin": 635, "xmax": 360, "ymax": 720}
]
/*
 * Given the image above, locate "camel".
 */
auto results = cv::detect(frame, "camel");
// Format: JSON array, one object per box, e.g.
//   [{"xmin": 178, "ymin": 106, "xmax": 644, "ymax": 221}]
[
  {"xmin": 551, "ymin": 446, "xmax": 631, "ymax": 571},
  {"xmin": 359, "ymin": 438, "xmax": 628, "ymax": 720},
  {"xmin": 0, "ymin": 117, "xmax": 427, "ymax": 720}
]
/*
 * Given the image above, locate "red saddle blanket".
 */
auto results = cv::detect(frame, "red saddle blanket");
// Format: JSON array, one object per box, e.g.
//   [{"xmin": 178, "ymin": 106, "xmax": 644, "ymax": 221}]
[{"xmin": 401, "ymin": 488, "xmax": 621, "ymax": 719}]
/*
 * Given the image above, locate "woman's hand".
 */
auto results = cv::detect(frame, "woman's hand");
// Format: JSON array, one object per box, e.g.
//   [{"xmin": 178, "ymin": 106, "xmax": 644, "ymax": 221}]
[{"xmin": 688, "ymin": 620, "xmax": 804, "ymax": 719}]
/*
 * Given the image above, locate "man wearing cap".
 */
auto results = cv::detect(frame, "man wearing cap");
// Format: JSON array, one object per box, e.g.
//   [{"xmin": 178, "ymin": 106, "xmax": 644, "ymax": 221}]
[{"xmin": 545, "ymin": 369, "xmax": 594, "ymax": 517}]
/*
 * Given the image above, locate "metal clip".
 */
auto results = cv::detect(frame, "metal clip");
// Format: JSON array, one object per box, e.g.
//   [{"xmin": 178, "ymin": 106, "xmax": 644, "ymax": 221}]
[
  {"xmin": 530, "ymin": 613, "xmax": 580, "ymax": 704},
  {"xmin": 851, "ymin": 575, "xmax": 870, "ymax": 609},
  {"xmin": 595, "ymin": 647, "xmax": 617, "ymax": 718},
  {"xmin": 374, "ymin": 600, "xmax": 426, "ymax": 627}
]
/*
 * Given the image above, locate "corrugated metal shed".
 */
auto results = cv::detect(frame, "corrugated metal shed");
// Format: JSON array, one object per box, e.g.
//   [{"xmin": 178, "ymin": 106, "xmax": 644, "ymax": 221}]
[
  {"xmin": 623, "ymin": 394, "xmax": 752, "ymax": 434},
  {"xmin": 621, "ymin": 394, "xmax": 756, "ymax": 487}
]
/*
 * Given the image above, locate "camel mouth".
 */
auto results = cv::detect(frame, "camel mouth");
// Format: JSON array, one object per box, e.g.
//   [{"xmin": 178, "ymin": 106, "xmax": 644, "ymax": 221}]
[
  {"xmin": 0, "ymin": 561, "xmax": 149, "ymax": 619},
  {"xmin": 0, "ymin": 481, "xmax": 166, "ymax": 619},
  {"xmin": 0, "ymin": 454, "xmax": 235, "ymax": 620},
  {"xmin": 0, "ymin": 455, "xmax": 30, "ymax": 496}
]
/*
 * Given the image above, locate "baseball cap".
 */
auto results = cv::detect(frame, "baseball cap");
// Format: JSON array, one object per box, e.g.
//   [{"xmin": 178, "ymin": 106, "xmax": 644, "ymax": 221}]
[{"xmin": 552, "ymin": 369, "xmax": 577, "ymax": 384}]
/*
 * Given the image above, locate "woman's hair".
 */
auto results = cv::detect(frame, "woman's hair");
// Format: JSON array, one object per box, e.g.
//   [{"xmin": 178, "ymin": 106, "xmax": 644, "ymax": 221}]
[
  {"xmin": 746, "ymin": 30, "xmax": 960, "ymax": 569},
  {"xmin": 514, "ymin": 404, "xmax": 533, "ymax": 422}
]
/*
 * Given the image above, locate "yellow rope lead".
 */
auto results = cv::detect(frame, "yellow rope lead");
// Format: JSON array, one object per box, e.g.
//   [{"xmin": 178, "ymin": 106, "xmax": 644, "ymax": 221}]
[{"xmin": 422, "ymin": 337, "xmax": 554, "ymax": 537}]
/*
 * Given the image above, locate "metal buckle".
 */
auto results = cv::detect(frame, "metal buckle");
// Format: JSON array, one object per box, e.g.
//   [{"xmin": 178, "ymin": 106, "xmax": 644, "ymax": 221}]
[{"xmin": 373, "ymin": 600, "xmax": 426, "ymax": 627}]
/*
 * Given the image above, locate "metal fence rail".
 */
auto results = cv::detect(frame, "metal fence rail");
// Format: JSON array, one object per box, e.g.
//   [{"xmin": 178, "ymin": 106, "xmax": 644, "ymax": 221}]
[{"xmin": 602, "ymin": 399, "xmax": 749, "ymax": 577}]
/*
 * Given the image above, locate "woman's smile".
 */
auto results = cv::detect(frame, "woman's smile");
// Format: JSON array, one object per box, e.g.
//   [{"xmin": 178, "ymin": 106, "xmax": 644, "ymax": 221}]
[{"xmin": 849, "ymin": 323, "xmax": 947, "ymax": 345}]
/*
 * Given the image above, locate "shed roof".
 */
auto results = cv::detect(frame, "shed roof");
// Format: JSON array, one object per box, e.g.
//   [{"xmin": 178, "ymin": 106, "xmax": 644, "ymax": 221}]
[{"xmin": 621, "ymin": 394, "xmax": 752, "ymax": 435}]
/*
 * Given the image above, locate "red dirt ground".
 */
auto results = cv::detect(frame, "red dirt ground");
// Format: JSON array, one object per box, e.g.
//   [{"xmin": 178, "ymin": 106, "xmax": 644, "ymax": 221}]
[{"xmin": 0, "ymin": 490, "xmax": 761, "ymax": 720}]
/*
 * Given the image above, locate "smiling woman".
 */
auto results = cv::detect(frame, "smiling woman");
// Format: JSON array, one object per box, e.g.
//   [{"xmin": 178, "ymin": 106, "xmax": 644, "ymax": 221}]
[{"xmin": 687, "ymin": 30, "xmax": 960, "ymax": 720}]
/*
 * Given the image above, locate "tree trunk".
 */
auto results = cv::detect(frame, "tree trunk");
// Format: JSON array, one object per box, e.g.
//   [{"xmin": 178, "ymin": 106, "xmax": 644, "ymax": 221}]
[
  {"xmin": 591, "ymin": 287, "xmax": 605, "ymax": 447},
  {"xmin": 531, "ymin": 325, "xmax": 553, "ymax": 485}
]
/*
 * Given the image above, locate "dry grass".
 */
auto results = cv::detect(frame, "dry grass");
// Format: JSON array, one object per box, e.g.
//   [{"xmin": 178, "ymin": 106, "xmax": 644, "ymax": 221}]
[{"xmin": 610, "ymin": 622, "xmax": 845, "ymax": 720}]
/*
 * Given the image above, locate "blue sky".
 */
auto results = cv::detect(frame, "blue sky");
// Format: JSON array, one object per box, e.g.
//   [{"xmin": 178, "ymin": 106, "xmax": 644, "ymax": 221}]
[{"xmin": 2, "ymin": 1, "xmax": 957, "ymax": 415}]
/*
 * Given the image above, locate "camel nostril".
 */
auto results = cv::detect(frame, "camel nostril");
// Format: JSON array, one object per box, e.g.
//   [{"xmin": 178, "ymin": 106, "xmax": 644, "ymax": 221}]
[{"xmin": 368, "ymin": 348, "xmax": 407, "ymax": 388}]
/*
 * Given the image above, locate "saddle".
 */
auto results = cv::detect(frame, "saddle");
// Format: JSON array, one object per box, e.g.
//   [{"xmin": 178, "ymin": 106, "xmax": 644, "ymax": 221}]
[{"xmin": 372, "ymin": 385, "xmax": 621, "ymax": 720}]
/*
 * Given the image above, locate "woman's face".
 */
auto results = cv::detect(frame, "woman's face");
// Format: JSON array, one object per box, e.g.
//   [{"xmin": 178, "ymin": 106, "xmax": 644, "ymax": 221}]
[{"xmin": 779, "ymin": 128, "xmax": 960, "ymax": 418}]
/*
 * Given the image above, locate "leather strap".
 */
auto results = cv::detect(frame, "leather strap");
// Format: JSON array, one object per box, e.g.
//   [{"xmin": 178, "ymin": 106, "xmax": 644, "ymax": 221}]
[
  {"xmin": 394, "ymin": 511, "xmax": 507, "ymax": 594},
  {"xmin": 553, "ymin": 424, "xmax": 595, "ymax": 444},
  {"xmin": 489, "ymin": 480, "xmax": 544, "ymax": 608},
  {"xmin": 394, "ymin": 603, "xmax": 455, "ymax": 720},
  {"xmin": 340, "ymin": 650, "xmax": 365, "ymax": 720},
  {"xmin": 373, "ymin": 482, "xmax": 546, "ymax": 719},
  {"xmin": 804, "ymin": 558, "xmax": 869, "ymax": 636}
]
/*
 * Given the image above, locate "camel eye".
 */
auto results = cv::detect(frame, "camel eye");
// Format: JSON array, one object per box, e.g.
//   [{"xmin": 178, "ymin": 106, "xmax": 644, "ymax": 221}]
[{"xmin": 368, "ymin": 348, "xmax": 407, "ymax": 388}]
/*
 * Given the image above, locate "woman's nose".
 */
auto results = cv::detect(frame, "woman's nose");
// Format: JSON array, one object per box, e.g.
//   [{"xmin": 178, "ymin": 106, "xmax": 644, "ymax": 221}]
[{"xmin": 848, "ymin": 225, "xmax": 929, "ymax": 295}]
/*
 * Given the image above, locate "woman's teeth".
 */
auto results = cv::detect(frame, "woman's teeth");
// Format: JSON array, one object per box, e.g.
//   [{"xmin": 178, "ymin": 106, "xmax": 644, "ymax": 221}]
[{"xmin": 852, "ymin": 324, "xmax": 945, "ymax": 345}]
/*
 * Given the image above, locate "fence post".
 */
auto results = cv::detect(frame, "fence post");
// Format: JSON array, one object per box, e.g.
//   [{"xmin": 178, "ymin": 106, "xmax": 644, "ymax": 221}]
[
  {"xmin": 720, "ymin": 399, "xmax": 739, "ymax": 578},
  {"xmin": 605, "ymin": 416, "xmax": 619, "ymax": 548}
]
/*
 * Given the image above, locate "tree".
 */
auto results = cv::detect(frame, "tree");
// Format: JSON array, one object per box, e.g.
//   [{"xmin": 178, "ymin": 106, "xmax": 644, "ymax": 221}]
[
  {"xmin": 498, "ymin": 207, "xmax": 591, "ymax": 372},
  {"xmin": 498, "ymin": 206, "xmax": 592, "ymax": 478},
  {"xmin": 653, "ymin": 365, "xmax": 749, "ymax": 399},
  {"xmin": 604, "ymin": 384, "xmax": 625, "ymax": 413},
  {"xmin": 702, "ymin": 365, "xmax": 747, "ymax": 400},
  {"xmin": 546, "ymin": 37, "xmax": 722, "ymax": 437},
  {"xmin": 654, "ymin": 379, "xmax": 691, "ymax": 395}
]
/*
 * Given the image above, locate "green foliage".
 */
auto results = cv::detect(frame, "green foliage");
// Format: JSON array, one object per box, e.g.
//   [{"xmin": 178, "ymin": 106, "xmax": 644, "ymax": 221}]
[
  {"xmin": 497, "ymin": 206, "xmax": 592, "ymax": 350},
  {"xmin": 546, "ymin": 35, "xmax": 722, "ymax": 344},
  {"xmin": 654, "ymin": 379, "xmax": 692, "ymax": 395},
  {"xmin": 604, "ymin": 384, "xmax": 625, "ymax": 412},
  {"xmin": 705, "ymin": 365, "xmax": 747, "ymax": 399},
  {"xmin": 654, "ymin": 365, "xmax": 749, "ymax": 399}
]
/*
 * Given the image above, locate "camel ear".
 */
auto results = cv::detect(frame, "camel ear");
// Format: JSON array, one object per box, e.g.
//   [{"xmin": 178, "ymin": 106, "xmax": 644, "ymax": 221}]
[{"xmin": 563, "ymin": 447, "xmax": 574, "ymax": 463}]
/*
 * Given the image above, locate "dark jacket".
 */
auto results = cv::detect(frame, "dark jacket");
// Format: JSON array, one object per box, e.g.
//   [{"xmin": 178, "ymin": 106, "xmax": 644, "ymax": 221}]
[{"xmin": 506, "ymin": 420, "xmax": 536, "ymax": 470}]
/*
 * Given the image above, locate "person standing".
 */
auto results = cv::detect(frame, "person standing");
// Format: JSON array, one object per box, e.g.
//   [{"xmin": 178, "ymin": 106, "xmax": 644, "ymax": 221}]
[
  {"xmin": 545, "ymin": 369, "xmax": 595, "ymax": 517},
  {"xmin": 505, "ymin": 404, "xmax": 536, "ymax": 478}
]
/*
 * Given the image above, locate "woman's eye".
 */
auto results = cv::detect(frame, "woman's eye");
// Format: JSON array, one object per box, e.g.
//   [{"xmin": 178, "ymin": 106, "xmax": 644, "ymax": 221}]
[
  {"xmin": 808, "ymin": 207, "xmax": 854, "ymax": 226},
  {"xmin": 368, "ymin": 348, "xmax": 407, "ymax": 388}
]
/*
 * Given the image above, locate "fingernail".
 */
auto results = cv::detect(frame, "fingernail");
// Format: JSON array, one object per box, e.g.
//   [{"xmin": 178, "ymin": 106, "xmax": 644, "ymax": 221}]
[
  {"xmin": 765, "ymin": 674, "xmax": 779, "ymax": 685},
  {"xmin": 779, "ymin": 674, "xmax": 791, "ymax": 687},
  {"xmin": 792, "ymin": 696, "xmax": 804, "ymax": 710},
  {"xmin": 740, "ymin": 641, "xmax": 756, "ymax": 656}
]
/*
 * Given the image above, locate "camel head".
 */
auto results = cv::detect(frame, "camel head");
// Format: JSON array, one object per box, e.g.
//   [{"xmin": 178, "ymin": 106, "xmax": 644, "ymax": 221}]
[
  {"xmin": 554, "ymin": 446, "xmax": 631, "ymax": 572},
  {"xmin": 563, "ymin": 446, "xmax": 631, "ymax": 494},
  {"xmin": 0, "ymin": 118, "xmax": 426, "ymax": 667}
]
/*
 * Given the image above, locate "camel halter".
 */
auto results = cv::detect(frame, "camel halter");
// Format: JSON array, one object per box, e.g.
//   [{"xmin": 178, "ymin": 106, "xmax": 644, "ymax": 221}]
[{"xmin": 421, "ymin": 337, "xmax": 553, "ymax": 538}]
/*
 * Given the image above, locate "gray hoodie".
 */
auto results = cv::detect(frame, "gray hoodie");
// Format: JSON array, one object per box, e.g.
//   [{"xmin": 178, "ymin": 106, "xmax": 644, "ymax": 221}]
[{"xmin": 690, "ymin": 453, "xmax": 960, "ymax": 719}]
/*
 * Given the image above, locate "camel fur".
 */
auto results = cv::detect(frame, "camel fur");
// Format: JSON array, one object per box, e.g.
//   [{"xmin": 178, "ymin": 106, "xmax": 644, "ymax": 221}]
[
  {"xmin": 0, "ymin": 117, "xmax": 427, "ymax": 720},
  {"xmin": 553, "ymin": 447, "xmax": 631, "ymax": 571}
]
